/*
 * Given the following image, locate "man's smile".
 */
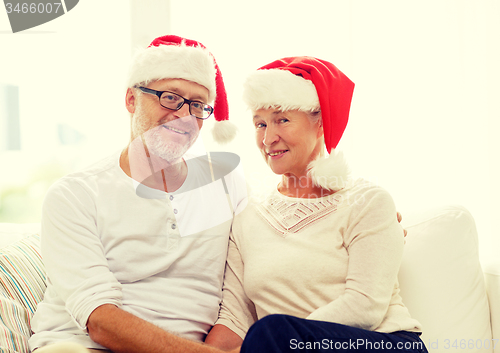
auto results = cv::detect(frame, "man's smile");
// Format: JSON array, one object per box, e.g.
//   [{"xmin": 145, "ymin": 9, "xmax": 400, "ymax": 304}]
[{"xmin": 163, "ymin": 124, "xmax": 189, "ymax": 135}]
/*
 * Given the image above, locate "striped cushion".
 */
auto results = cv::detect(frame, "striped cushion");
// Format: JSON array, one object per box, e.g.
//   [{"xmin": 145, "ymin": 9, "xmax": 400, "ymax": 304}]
[{"xmin": 0, "ymin": 234, "xmax": 46, "ymax": 353}]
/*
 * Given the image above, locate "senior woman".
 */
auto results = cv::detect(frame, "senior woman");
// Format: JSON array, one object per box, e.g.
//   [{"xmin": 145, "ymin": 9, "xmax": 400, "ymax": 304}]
[{"xmin": 205, "ymin": 57, "xmax": 428, "ymax": 353}]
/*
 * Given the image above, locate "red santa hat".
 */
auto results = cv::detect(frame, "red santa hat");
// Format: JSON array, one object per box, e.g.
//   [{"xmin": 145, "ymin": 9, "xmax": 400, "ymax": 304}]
[
  {"xmin": 243, "ymin": 56, "xmax": 355, "ymax": 191},
  {"xmin": 127, "ymin": 35, "xmax": 236, "ymax": 144}
]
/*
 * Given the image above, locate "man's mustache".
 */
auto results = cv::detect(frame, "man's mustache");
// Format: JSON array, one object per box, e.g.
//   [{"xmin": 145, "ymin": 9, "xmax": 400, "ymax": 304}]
[{"xmin": 162, "ymin": 116, "xmax": 199, "ymax": 132}]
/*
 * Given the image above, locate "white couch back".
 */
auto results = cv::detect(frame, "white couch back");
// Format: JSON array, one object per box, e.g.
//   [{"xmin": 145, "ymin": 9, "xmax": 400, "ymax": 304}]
[
  {"xmin": 400, "ymin": 205, "xmax": 493, "ymax": 353},
  {"xmin": 0, "ymin": 223, "xmax": 40, "ymax": 247}
]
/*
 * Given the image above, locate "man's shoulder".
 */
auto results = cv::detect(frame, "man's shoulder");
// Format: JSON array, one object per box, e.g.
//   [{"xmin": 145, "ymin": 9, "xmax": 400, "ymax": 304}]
[
  {"xmin": 69, "ymin": 151, "xmax": 121, "ymax": 179},
  {"xmin": 47, "ymin": 151, "xmax": 122, "ymax": 196}
]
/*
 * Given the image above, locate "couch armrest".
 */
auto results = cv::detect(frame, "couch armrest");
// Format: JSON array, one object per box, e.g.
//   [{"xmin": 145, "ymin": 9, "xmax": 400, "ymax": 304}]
[{"xmin": 484, "ymin": 260, "xmax": 500, "ymax": 353}]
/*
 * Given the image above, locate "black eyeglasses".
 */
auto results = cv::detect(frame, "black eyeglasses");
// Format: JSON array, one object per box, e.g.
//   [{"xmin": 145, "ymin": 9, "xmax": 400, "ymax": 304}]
[{"xmin": 136, "ymin": 86, "xmax": 214, "ymax": 120}]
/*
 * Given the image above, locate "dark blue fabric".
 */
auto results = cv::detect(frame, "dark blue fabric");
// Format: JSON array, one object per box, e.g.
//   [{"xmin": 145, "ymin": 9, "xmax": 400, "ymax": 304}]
[{"xmin": 240, "ymin": 314, "xmax": 428, "ymax": 353}]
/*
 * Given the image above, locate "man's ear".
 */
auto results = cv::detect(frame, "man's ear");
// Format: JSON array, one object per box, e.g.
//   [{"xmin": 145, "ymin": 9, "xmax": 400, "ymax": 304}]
[{"xmin": 125, "ymin": 88, "xmax": 137, "ymax": 114}]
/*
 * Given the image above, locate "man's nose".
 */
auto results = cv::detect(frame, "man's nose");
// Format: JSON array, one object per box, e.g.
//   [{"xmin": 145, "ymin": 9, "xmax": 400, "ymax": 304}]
[{"xmin": 174, "ymin": 102, "xmax": 191, "ymax": 119}]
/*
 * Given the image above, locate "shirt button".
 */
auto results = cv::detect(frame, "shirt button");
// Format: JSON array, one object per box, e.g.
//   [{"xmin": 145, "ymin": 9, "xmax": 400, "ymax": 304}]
[
  {"xmin": 169, "ymin": 195, "xmax": 174, "ymax": 201},
  {"xmin": 171, "ymin": 223, "xmax": 177, "ymax": 230},
  {"xmin": 173, "ymin": 209, "xmax": 178, "ymax": 214}
]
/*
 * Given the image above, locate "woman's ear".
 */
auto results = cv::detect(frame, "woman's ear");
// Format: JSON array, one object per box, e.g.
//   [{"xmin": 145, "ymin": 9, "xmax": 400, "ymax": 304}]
[
  {"xmin": 125, "ymin": 88, "xmax": 137, "ymax": 114},
  {"xmin": 317, "ymin": 120, "xmax": 324, "ymax": 139}
]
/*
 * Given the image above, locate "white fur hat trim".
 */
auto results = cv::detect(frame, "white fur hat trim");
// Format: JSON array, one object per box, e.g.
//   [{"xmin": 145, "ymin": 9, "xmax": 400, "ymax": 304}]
[
  {"xmin": 127, "ymin": 43, "xmax": 217, "ymax": 102},
  {"xmin": 243, "ymin": 69, "xmax": 320, "ymax": 111},
  {"xmin": 307, "ymin": 149, "xmax": 351, "ymax": 191},
  {"xmin": 212, "ymin": 120, "xmax": 238, "ymax": 144}
]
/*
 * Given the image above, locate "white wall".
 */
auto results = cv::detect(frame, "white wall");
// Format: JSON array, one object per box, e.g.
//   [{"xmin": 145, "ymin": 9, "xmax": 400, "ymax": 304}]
[
  {"xmin": 0, "ymin": 1, "xmax": 131, "ymax": 221},
  {"xmin": 0, "ymin": 0, "xmax": 131, "ymax": 165},
  {"xmin": 0, "ymin": 0, "xmax": 498, "ymax": 260},
  {"xmin": 170, "ymin": 0, "xmax": 500, "ymax": 262}
]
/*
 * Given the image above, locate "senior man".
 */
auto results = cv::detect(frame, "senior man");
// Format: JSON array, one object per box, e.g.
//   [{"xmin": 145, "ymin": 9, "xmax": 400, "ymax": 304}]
[{"xmin": 29, "ymin": 35, "xmax": 245, "ymax": 353}]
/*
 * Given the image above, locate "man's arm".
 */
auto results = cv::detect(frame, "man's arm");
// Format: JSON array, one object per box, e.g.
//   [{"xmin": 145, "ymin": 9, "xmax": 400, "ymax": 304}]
[
  {"xmin": 88, "ymin": 304, "xmax": 230, "ymax": 353},
  {"xmin": 205, "ymin": 324, "xmax": 243, "ymax": 351}
]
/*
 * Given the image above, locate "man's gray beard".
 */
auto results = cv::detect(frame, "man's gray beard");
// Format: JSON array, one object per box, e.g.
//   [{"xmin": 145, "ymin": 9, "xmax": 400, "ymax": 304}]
[
  {"xmin": 131, "ymin": 105, "xmax": 200, "ymax": 163},
  {"xmin": 143, "ymin": 126, "xmax": 193, "ymax": 163}
]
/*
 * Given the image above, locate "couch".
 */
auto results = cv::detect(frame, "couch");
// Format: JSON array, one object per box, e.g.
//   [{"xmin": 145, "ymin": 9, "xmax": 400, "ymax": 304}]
[{"xmin": 0, "ymin": 205, "xmax": 498, "ymax": 353}]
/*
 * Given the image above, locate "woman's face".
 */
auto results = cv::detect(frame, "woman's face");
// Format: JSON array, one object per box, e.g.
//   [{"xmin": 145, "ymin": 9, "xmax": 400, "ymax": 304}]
[{"xmin": 253, "ymin": 108, "xmax": 324, "ymax": 178}]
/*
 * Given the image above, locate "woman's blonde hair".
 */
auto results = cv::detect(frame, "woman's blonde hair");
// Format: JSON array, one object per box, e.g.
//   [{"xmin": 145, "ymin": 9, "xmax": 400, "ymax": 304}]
[{"xmin": 306, "ymin": 110, "xmax": 326, "ymax": 157}]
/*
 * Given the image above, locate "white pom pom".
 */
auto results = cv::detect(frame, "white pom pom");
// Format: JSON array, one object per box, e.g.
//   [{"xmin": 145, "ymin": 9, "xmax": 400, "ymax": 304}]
[
  {"xmin": 307, "ymin": 149, "xmax": 351, "ymax": 191},
  {"xmin": 212, "ymin": 120, "xmax": 237, "ymax": 144}
]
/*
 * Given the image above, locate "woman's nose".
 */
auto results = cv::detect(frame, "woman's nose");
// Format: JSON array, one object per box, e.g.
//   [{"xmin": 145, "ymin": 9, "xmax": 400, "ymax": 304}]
[{"xmin": 262, "ymin": 126, "xmax": 279, "ymax": 146}]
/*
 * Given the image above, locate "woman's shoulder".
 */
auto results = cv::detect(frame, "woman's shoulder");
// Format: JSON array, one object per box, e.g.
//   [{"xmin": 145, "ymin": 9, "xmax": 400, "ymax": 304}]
[
  {"xmin": 343, "ymin": 177, "xmax": 390, "ymax": 194},
  {"xmin": 336, "ymin": 177, "xmax": 396, "ymax": 210}
]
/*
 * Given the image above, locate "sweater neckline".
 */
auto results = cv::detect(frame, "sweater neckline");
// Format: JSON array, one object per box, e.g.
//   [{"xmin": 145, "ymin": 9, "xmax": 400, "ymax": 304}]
[
  {"xmin": 256, "ymin": 188, "xmax": 344, "ymax": 237},
  {"xmin": 271, "ymin": 186, "xmax": 342, "ymax": 204}
]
